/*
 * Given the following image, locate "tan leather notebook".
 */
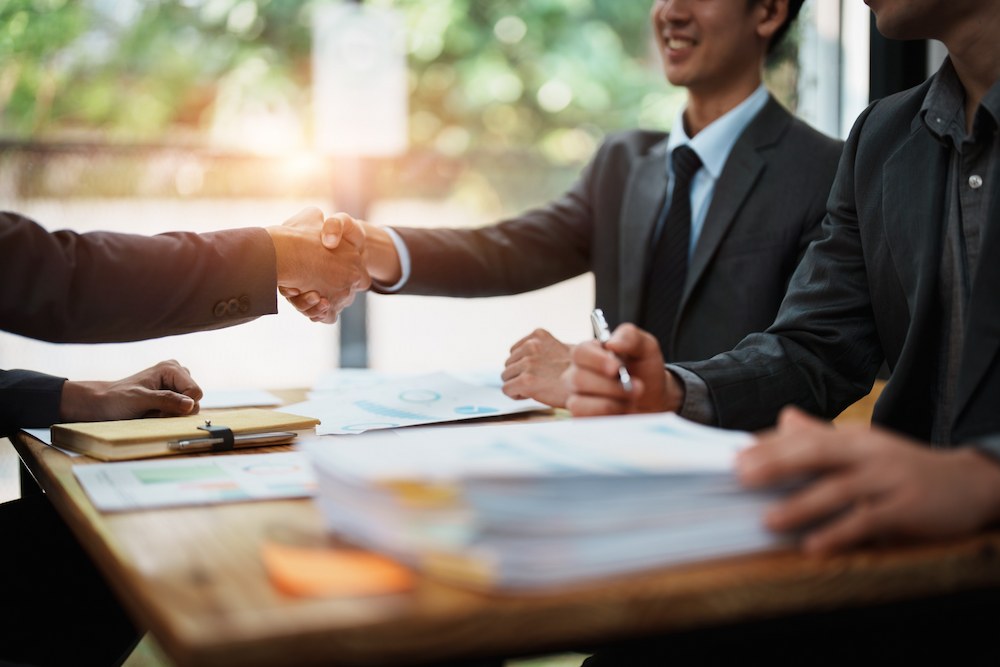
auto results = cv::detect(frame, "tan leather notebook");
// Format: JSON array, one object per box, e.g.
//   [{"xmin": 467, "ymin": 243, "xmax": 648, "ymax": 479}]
[{"xmin": 51, "ymin": 408, "xmax": 320, "ymax": 461}]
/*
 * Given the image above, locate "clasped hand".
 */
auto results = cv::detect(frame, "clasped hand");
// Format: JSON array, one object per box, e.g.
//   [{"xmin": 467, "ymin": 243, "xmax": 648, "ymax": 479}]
[
  {"xmin": 501, "ymin": 328, "xmax": 574, "ymax": 407},
  {"xmin": 60, "ymin": 360, "xmax": 203, "ymax": 422},
  {"xmin": 739, "ymin": 407, "xmax": 1000, "ymax": 554},
  {"xmin": 267, "ymin": 208, "xmax": 371, "ymax": 324}
]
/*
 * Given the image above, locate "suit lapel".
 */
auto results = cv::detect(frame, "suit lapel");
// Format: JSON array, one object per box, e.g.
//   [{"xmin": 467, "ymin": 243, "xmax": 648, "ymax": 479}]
[
  {"xmin": 877, "ymin": 122, "xmax": 947, "ymax": 438},
  {"xmin": 881, "ymin": 125, "xmax": 948, "ymax": 320},
  {"xmin": 618, "ymin": 141, "xmax": 669, "ymax": 325},
  {"xmin": 680, "ymin": 99, "xmax": 777, "ymax": 308},
  {"xmin": 954, "ymin": 154, "xmax": 1000, "ymax": 421}
]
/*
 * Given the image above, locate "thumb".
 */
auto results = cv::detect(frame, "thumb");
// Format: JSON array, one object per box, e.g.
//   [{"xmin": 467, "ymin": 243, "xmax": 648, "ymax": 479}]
[
  {"xmin": 321, "ymin": 215, "xmax": 344, "ymax": 249},
  {"xmin": 339, "ymin": 214, "xmax": 367, "ymax": 249},
  {"xmin": 145, "ymin": 390, "xmax": 197, "ymax": 417}
]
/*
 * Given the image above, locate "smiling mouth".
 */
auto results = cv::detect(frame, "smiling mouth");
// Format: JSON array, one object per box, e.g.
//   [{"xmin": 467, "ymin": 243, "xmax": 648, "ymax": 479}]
[{"xmin": 665, "ymin": 37, "xmax": 695, "ymax": 50}]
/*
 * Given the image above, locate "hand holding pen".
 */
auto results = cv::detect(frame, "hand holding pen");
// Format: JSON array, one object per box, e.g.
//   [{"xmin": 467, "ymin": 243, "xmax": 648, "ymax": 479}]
[
  {"xmin": 590, "ymin": 308, "xmax": 633, "ymax": 392},
  {"xmin": 566, "ymin": 321, "xmax": 678, "ymax": 417}
]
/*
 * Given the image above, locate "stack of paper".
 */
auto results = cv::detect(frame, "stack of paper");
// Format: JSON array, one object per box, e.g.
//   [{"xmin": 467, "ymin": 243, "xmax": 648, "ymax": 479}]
[{"xmin": 301, "ymin": 413, "xmax": 788, "ymax": 590}]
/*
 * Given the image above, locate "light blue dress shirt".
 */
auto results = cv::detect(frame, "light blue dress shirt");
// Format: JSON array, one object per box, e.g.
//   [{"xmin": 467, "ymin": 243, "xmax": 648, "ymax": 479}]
[{"xmin": 660, "ymin": 84, "xmax": 770, "ymax": 257}]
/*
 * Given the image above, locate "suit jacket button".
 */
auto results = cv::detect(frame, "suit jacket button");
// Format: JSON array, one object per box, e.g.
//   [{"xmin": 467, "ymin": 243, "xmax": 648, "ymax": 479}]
[
  {"xmin": 238, "ymin": 295, "xmax": 250, "ymax": 313},
  {"xmin": 227, "ymin": 298, "xmax": 240, "ymax": 315},
  {"xmin": 213, "ymin": 301, "xmax": 228, "ymax": 317}
]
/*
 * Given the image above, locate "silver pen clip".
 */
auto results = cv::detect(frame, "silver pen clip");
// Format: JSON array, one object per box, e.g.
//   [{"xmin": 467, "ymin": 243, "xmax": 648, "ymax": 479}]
[{"xmin": 590, "ymin": 308, "xmax": 633, "ymax": 392}]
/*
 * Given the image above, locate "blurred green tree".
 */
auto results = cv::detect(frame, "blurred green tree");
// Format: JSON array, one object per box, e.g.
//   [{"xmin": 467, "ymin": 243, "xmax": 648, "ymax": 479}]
[{"xmin": 0, "ymin": 0, "xmax": 674, "ymax": 157}]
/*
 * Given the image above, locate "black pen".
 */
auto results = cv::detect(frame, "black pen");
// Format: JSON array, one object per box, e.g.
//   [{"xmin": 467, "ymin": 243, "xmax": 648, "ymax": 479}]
[{"xmin": 590, "ymin": 308, "xmax": 633, "ymax": 392}]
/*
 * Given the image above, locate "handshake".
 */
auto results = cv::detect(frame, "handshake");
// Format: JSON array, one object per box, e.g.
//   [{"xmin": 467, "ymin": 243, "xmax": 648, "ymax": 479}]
[{"xmin": 265, "ymin": 207, "xmax": 380, "ymax": 324}]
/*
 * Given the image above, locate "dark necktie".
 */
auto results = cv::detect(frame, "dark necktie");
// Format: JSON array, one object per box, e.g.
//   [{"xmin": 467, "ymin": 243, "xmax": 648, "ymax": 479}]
[{"xmin": 640, "ymin": 144, "xmax": 702, "ymax": 357}]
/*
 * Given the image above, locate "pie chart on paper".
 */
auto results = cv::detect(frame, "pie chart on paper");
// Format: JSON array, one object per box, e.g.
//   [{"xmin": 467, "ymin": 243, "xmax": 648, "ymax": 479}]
[{"xmin": 454, "ymin": 406, "xmax": 500, "ymax": 415}]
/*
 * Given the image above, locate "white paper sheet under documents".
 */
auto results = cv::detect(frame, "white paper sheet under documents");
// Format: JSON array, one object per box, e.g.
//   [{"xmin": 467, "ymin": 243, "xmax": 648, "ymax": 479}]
[
  {"xmin": 74, "ymin": 452, "xmax": 316, "ymax": 511},
  {"xmin": 199, "ymin": 388, "xmax": 282, "ymax": 409},
  {"xmin": 303, "ymin": 412, "xmax": 751, "ymax": 481},
  {"xmin": 285, "ymin": 372, "xmax": 547, "ymax": 435}
]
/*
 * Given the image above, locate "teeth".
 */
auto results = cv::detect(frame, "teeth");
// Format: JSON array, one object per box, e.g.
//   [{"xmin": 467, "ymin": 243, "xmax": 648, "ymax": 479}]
[{"xmin": 667, "ymin": 38, "xmax": 693, "ymax": 49}]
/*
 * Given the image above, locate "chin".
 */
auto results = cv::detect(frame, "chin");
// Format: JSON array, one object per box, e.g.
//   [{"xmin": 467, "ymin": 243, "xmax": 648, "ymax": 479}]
[
  {"xmin": 872, "ymin": 13, "xmax": 909, "ymax": 39},
  {"xmin": 869, "ymin": 0, "xmax": 940, "ymax": 41},
  {"xmin": 663, "ymin": 67, "xmax": 690, "ymax": 89}
]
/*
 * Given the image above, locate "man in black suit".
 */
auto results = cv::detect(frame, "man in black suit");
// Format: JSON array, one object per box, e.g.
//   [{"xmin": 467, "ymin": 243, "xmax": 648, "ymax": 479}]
[
  {"xmin": 0, "ymin": 207, "xmax": 369, "ymax": 667},
  {"xmin": 568, "ymin": 0, "xmax": 1000, "ymax": 555},
  {"xmin": 289, "ymin": 0, "xmax": 841, "ymax": 408}
]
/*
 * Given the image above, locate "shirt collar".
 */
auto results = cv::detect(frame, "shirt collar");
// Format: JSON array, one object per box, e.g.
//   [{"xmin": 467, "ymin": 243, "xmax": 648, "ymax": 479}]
[
  {"xmin": 666, "ymin": 84, "xmax": 770, "ymax": 180},
  {"xmin": 921, "ymin": 58, "xmax": 968, "ymax": 148},
  {"xmin": 921, "ymin": 57, "xmax": 1000, "ymax": 147}
]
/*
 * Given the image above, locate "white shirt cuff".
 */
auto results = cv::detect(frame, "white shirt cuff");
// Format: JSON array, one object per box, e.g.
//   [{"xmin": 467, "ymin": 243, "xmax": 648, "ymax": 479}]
[{"xmin": 372, "ymin": 226, "xmax": 412, "ymax": 293}]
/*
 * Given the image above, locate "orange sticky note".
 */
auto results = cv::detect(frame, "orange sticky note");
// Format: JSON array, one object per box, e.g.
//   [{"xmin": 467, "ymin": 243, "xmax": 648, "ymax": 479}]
[{"xmin": 261, "ymin": 540, "xmax": 415, "ymax": 597}]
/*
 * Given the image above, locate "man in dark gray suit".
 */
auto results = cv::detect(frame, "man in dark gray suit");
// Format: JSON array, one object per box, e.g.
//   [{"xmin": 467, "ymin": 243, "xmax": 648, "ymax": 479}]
[
  {"xmin": 568, "ymin": 0, "xmax": 1000, "ymax": 556},
  {"xmin": 289, "ymin": 0, "xmax": 841, "ymax": 409}
]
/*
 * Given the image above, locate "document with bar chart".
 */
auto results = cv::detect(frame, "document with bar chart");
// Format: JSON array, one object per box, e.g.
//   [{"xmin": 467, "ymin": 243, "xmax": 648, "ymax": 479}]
[
  {"xmin": 283, "ymin": 372, "xmax": 548, "ymax": 435},
  {"xmin": 74, "ymin": 452, "xmax": 317, "ymax": 511}
]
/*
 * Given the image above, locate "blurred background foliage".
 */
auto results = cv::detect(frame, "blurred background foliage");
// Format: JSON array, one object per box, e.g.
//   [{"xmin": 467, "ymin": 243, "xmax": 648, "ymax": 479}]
[{"xmin": 0, "ymin": 0, "xmax": 797, "ymax": 206}]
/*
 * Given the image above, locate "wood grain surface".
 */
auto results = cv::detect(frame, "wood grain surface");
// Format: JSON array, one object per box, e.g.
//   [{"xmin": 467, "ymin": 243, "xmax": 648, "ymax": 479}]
[{"xmin": 15, "ymin": 382, "xmax": 1000, "ymax": 667}]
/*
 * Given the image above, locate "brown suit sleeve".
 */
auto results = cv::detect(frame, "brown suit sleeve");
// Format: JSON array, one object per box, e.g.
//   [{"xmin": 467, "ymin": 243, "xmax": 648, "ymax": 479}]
[{"xmin": 0, "ymin": 212, "xmax": 278, "ymax": 343}]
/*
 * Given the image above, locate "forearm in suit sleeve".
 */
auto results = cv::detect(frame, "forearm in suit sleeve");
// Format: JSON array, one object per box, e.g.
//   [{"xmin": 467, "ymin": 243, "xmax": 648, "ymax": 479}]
[
  {"xmin": 676, "ymin": 105, "xmax": 884, "ymax": 431},
  {"xmin": 383, "ymin": 147, "xmax": 606, "ymax": 297},
  {"xmin": 0, "ymin": 212, "xmax": 278, "ymax": 343},
  {"xmin": 0, "ymin": 369, "xmax": 65, "ymax": 434}
]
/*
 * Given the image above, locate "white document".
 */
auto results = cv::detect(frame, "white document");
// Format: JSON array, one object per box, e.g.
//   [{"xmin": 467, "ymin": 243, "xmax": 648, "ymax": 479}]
[
  {"xmin": 74, "ymin": 452, "xmax": 316, "ymax": 511},
  {"xmin": 199, "ymin": 388, "xmax": 282, "ymax": 409},
  {"xmin": 288, "ymin": 372, "xmax": 546, "ymax": 435},
  {"xmin": 302, "ymin": 412, "xmax": 751, "ymax": 481}
]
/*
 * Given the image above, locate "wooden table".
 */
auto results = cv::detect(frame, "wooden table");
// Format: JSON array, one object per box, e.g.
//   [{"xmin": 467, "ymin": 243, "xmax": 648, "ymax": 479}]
[{"xmin": 14, "ymin": 391, "xmax": 1000, "ymax": 667}]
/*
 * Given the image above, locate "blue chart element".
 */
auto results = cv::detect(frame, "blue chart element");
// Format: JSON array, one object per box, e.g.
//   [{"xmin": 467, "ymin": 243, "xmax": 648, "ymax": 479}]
[
  {"xmin": 399, "ymin": 389, "xmax": 441, "ymax": 403},
  {"xmin": 454, "ymin": 405, "xmax": 500, "ymax": 415},
  {"xmin": 354, "ymin": 400, "xmax": 436, "ymax": 421}
]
